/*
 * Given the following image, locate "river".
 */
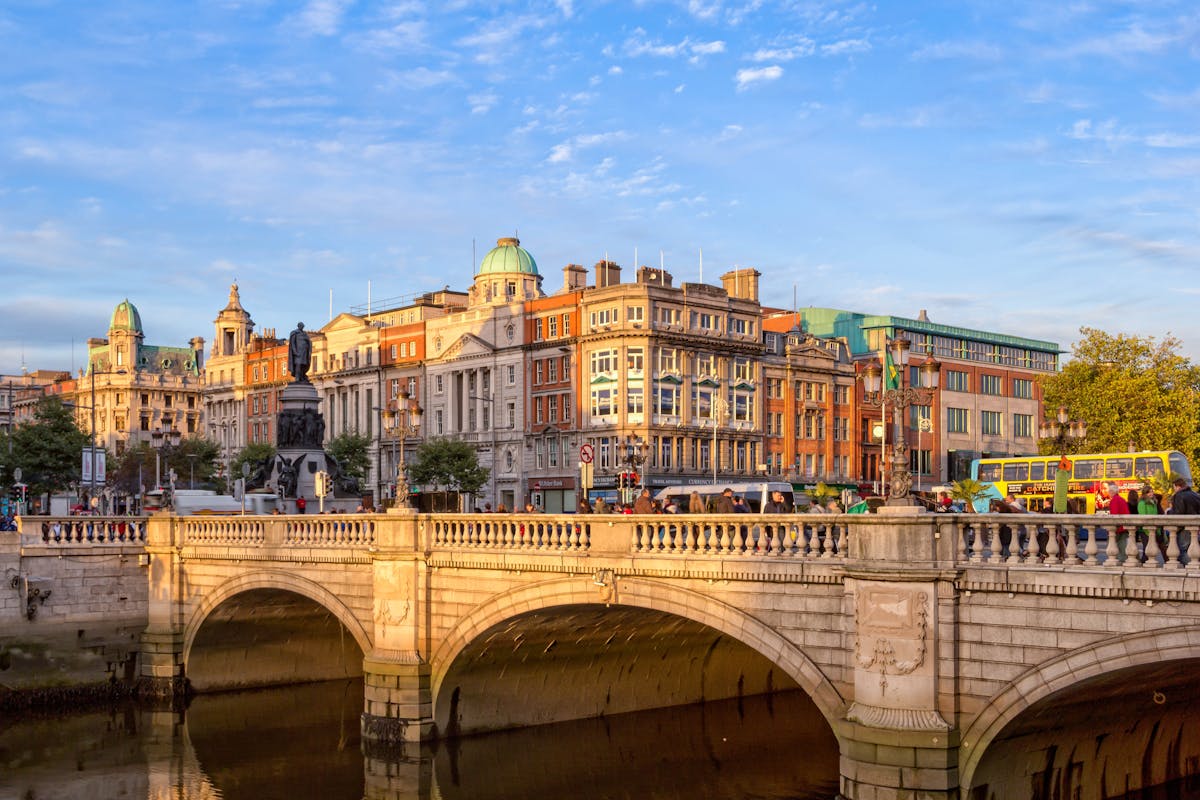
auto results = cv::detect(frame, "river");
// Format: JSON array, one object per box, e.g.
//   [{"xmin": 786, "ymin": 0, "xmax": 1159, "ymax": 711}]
[{"xmin": 0, "ymin": 682, "xmax": 841, "ymax": 799}]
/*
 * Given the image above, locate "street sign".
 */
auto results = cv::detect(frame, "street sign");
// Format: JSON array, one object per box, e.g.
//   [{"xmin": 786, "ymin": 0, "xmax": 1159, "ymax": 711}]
[{"xmin": 580, "ymin": 443, "xmax": 594, "ymax": 464}]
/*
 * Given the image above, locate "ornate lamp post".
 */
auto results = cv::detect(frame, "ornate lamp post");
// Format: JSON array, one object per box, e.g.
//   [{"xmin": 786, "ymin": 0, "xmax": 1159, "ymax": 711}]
[
  {"xmin": 860, "ymin": 338, "xmax": 940, "ymax": 506},
  {"xmin": 618, "ymin": 435, "xmax": 650, "ymax": 505},
  {"xmin": 1039, "ymin": 405, "xmax": 1087, "ymax": 455},
  {"xmin": 150, "ymin": 426, "xmax": 182, "ymax": 509},
  {"xmin": 383, "ymin": 390, "xmax": 423, "ymax": 509}
]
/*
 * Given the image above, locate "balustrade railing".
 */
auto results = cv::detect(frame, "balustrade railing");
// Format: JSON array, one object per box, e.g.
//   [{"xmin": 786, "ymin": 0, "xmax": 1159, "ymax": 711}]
[
  {"xmin": 950, "ymin": 513, "xmax": 1200, "ymax": 570},
  {"xmin": 431, "ymin": 515, "xmax": 589, "ymax": 551},
  {"xmin": 284, "ymin": 517, "xmax": 375, "ymax": 547},
  {"xmin": 20, "ymin": 516, "xmax": 147, "ymax": 545},
  {"xmin": 629, "ymin": 515, "xmax": 846, "ymax": 557}
]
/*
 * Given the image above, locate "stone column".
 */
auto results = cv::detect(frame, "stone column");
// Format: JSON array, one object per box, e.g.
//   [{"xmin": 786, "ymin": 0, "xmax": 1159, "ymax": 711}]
[
  {"xmin": 138, "ymin": 513, "xmax": 188, "ymax": 703},
  {"xmin": 361, "ymin": 509, "xmax": 433, "ymax": 745},
  {"xmin": 837, "ymin": 513, "xmax": 961, "ymax": 800}
]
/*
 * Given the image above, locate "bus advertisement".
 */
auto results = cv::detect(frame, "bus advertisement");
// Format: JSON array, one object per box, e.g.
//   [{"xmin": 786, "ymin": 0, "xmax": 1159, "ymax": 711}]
[{"xmin": 971, "ymin": 451, "xmax": 1193, "ymax": 513}]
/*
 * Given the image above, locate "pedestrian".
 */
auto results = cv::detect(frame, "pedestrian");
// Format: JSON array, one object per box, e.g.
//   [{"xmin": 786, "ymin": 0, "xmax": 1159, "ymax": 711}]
[
  {"xmin": 577, "ymin": 497, "xmax": 592, "ymax": 514},
  {"xmin": 664, "ymin": 499, "xmax": 679, "ymax": 514},
  {"xmin": 714, "ymin": 488, "xmax": 735, "ymax": 514},
  {"xmin": 484, "ymin": 502, "xmax": 492, "ymax": 513},
  {"xmin": 688, "ymin": 491, "xmax": 705, "ymax": 514},
  {"xmin": 633, "ymin": 488, "xmax": 654, "ymax": 514},
  {"xmin": 295, "ymin": 496, "xmax": 307, "ymax": 515},
  {"xmin": 763, "ymin": 490, "xmax": 788, "ymax": 514},
  {"xmin": 593, "ymin": 497, "xmax": 609, "ymax": 514},
  {"xmin": 1106, "ymin": 482, "xmax": 1132, "ymax": 559},
  {"xmin": 1168, "ymin": 478, "xmax": 1200, "ymax": 515},
  {"xmin": 1137, "ymin": 485, "xmax": 1163, "ymax": 562}
]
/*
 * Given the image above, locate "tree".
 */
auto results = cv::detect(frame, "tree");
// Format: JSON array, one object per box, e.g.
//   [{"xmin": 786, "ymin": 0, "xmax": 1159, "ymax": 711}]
[
  {"xmin": 326, "ymin": 432, "xmax": 371, "ymax": 482},
  {"xmin": 110, "ymin": 441, "xmax": 157, "ymax": 497},
  {"xmin": 8, "ymin": 396, "xmax": 90, "ymax": 498},
  {"xmin": 166, "ymin": 437, "xmax": 222, "ymax": 490},
  {"xmin": 951, "ymin": 478, "xmax": 993, "ymax": 512},
  {"xmin": 407, "ymin": 437, "xmax": 490, "ymax": 500},
  {"xmin": 1041, "ymin": 328, "xmax": 1200, "ymax": 465}
]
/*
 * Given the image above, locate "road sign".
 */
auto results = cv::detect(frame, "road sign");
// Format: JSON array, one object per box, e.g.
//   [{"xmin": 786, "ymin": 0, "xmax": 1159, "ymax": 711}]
[
  {"xmin": 533, "ymin": 481, "xmax": 542, "ymax": 491},
  {"xmin": 580, "ymin": 443, "xmax": 594, "ymax": 464}
]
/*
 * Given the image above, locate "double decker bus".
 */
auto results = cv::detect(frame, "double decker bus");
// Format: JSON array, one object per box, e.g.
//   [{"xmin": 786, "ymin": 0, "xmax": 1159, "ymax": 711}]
[{"xmin": 970, "ymin": 451, "xmax": 1193, "ymax": 513}]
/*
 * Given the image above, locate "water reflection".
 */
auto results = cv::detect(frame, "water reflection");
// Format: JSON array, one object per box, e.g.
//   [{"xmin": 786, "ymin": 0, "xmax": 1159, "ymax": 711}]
[{"xmin": 0, "ymin": 682, "xmax": 839, "ymax": 800}]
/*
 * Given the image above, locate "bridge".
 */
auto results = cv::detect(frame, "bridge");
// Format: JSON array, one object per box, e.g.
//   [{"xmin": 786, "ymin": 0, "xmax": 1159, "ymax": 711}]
[{"xmin": 13, "ymin": 510, "xmax": 1200, "ymax": 798}]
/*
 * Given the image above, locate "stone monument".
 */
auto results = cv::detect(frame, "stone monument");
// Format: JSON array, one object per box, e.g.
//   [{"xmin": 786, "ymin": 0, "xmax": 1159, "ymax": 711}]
[{"xmin": 244, "ymin": 322, "xmax": 360, "ymax": 509}]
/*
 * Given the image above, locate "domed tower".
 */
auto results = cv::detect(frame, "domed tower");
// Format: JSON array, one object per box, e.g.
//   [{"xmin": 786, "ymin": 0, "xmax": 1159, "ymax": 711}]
[
  {"xmin": 470, "ymin": 236, "xmax": 544, "ymax": 307},
  {"xmin": 212, "ymin": 283, "xmax": 255, "ymax": 357},
  {"xmin": 96, "ymin": 298, "xmax": 145, "ymax": 372}
]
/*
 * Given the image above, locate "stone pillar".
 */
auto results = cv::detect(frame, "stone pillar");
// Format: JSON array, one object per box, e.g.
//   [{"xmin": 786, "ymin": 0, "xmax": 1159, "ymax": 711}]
[
  {"xmin": 138, "ymin": 513, "xmax": 188, "ymax": 702},
  {"xmin": 361, "ymin": 509, "xmax": 433, "ymax": 744},
  {"xmin": 837, "ymin": 513, "xmax": 961, "ymax": 799}
]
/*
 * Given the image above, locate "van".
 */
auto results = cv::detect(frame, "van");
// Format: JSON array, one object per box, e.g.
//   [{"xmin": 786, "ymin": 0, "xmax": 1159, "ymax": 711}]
[
  {"xmin": 653, "ymin": 482, "xmax": 796, "ymax": 513},
  {"xmin": 162, "ymin": 489, "xmax": 281, "ymax": 516}
]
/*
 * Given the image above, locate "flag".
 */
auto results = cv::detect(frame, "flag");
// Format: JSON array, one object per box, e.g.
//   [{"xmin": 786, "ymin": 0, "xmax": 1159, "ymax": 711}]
[{"xmin": 884, "ymin": 346, "xmax": 900, "ymax": 390}]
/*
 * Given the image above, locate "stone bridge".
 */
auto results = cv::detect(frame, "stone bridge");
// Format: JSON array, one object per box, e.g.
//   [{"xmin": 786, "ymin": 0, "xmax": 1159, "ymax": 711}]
[{"xmin": 18, "ymin": 510, "xmax": 1200, "ymax": 798}]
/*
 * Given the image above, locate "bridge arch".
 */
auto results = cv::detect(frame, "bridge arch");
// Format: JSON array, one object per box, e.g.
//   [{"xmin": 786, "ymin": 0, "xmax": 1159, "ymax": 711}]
[
  {"xmin": 959, "ymin": 624, "xmax": 1200, "ymax": 790},
  {"xmin": 429, "ymin": 574, "xmax": 847, "ymax": 728},
  {"xmin": 180, "ymin": 569, "xmax": 373, "ymax": 684}
]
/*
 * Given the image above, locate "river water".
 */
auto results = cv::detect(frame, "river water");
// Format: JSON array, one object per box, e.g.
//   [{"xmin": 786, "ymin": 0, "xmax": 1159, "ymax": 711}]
[{"xmin": 0, "ymin": 682, "xmax": 841, "ymax": 799}]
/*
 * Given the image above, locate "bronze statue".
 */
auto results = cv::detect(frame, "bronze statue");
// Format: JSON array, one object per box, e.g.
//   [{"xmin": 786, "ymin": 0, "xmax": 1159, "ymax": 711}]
[{"xmin": 288, "ymin": 322, "xmax": 312, "ymax": 383}]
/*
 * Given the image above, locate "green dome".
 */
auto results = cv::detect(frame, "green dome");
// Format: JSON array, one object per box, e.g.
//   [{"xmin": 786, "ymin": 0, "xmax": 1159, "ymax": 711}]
[
  {"xmin": 478, "ymin": 237, "xmax": 539, "ymax": 276},
  {"xmin": 110, "ymin": 298, "xmax": 143, "ymax": 334}
]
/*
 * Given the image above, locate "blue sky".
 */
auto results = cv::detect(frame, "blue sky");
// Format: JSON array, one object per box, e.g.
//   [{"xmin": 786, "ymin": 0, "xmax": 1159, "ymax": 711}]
[{"xmin": 2, "ymin": 0, "xmax": 1199, "ymax": 376}]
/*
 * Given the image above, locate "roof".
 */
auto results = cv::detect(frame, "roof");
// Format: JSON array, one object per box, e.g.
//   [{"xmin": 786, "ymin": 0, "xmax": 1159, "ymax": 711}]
[{"xmin": 478, "ymin": 236, "xmax": 539, "ymax": 276}]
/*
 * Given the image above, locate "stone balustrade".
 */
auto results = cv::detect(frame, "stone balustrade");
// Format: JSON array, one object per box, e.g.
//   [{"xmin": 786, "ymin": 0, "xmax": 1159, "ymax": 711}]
[{"xmin": 17, "ymin": 515, "xmax": 147, "ymax": 546}]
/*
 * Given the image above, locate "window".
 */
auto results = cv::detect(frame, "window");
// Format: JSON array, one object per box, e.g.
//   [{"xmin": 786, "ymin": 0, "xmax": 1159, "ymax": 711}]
[
  {"xmin": 654, "ymin": 385, "xmax": 680, "ymax": 415},
  {"xmin": 547, "ymin": 359, "xmax": 558, "ymax": 383},
  {"xmin": 1013, "ymin": 413, "xmax": 1033, "ymax": 438},
  {"xmin": 591, "ymin": 349, "xmax": 617, "ymax": 374},
  {"xmin": 834, "ymin": 417, "xmax": 850, "ymax": 441},
  {"xmin": 507, "ymin": 402, "xmax": 516, "ymax": 428},
  {"xmin": 591, "ymin": 387, "xmax": 615, "ymax": 416},
  {"xmin": 945, "ymin": 370, "xmax": 969, "ymax": 392},
  {"xmin": 733, "ymin": 391, "xmax": 752, "ymax": 422},
  {"xmin": 435, "ymin": 375, "xmax": 444, "ymax": 394},
  {"xmin": 563, "ymin": 315, "xmax": 571, "ymax": 336},
  {"xmin": 947, "ymin": 408, "xmax": 969, "ymax": 433},
  {"xmin": 731, "ymin": 318, "xmax": 751, "ymax": 336},
  {"xmin": 627, "ymin": 386, "xmax": 644, "ymax": 415},
  {"xmin": 548, "ymin": 395, "xmax": 558, "ymax": 420},
  {"xmin": 834, "ymin": 385, "xmax": 850, "ymax": 405},
  {"xmin": 909, "ymin": 404, "xmax": 931, "ymax": 430},
  {"xmin": 657, "ymin": 347, "xmax": 679, "ymax": 373},
  {"xmin": 390, "ymin": 344, "xmax": 397, "ymax": 359},
  {"xmin": 535, "ymin": 319, "xmax": 544, "ymax": 340},
  {"xmin": 535, "ymin": 361, "xmax": 544, "ymax": 385},
  {"xmin": 733, "ymin": 358, "xmax": 753, "ymax": 382},
  {"xmin": 980, "ymin": 374, "xmax": 1002, "ymax": 395},
  {"xmin": 981, "ymin": 410, "xmax": 1002, "ymax": 436},
  {"xmin": 507, "ymin": 365, "xmax": 516, "ymax": 384},
  {"xmin": 535, "ymin": 399, "xmax": 544, "ymax": 424},
  {"xmin": 628, "ymin": 306, "xmax": 644, "ymax": 323},
  {"xmin": 627, "ymin": 347, "xmax": 644, "ymax": 373},
  {"xmin": 548, "ymin": 316, "xmax": 558, "ymax": 337},
  {"xmin": 696, "ymin": 354, "xmax": 716, "ymax": 378},
  {"xmin": 562, "ymin": 393, "xmax": 571, "ymax": 421}
]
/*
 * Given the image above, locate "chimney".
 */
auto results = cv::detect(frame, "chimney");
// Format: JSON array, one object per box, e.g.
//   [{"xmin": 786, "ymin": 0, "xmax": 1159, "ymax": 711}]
[
  {"xmin": 721, "ymin": 268, "xmax": 761, "ymax": 302},
  {"xmin": 637, "ymin": 266, "xmax": 673, "ymax": 287},
  {"xmin": 594, "ymin": 260, "xmax": 621, "ymax": 288},
  {"xmin": 918, "ymin": 309, "xmax": 930, "ymax": 322},
  {"xmin": 563, "ymin": 263, "xmax": 587, "ymax": 291},
  {"xmin": 190, "ymin": 337, "xmax": 205, "ymax": 370}
]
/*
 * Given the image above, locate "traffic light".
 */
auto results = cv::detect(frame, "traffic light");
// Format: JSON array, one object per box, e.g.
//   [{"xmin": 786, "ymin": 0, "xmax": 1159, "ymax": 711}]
[{"xmin": 315, "ymin": 471, "xmax": 331, "ymax": 497}]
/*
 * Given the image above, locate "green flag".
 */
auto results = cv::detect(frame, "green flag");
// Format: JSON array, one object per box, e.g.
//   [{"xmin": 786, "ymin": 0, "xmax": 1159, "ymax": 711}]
[{"xmin": 884, "ymin": 347, "xmax": 900, "ymax": 390}]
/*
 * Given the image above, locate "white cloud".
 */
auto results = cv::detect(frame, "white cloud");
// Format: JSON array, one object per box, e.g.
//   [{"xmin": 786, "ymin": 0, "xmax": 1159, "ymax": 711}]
[
  {"xmin": 457, "ymin": 15, "xmax": 547, "ymax": 63},
  {"xmin": 674, "ymin": 84, "xmax": 686, "ymax": 93},
  {"xmin": 623, "ymin": 29, "xmax": 725, "ymax": 61},
  {"xmin": 691, "ymin": 40, "xmax": 727, "ymax": 56},
  {"xmin": 1066, "ymin": 119, "xmax": 1134, "ymax": 148},
  {"xmin": 1144, "ymin": 133, "xmax": 1200, "ymax": 149},
  {"xmin": 555, "ymin": 0, "xmax": 574, "ymax": 18},
  {"xmin": 1055, "ymin": 23, "xmax": 1181, "ymax": 60},
  {"xmin": 735, "ymin": 66, "xmax": 783, "ymax": 91},
  {"xmin": 380, "ymin": 67, "xmax": 458, "ymax": 91},
  {"xmin": 748, "ymin": 42, "xmax": 815, "ymax": 62},
  {"xmin": 468, "ymin": 92, "xmax": 500, "ymax": 115},
  {"xmin": 286, "ymin": 0, "xmax": 353, "ymax": 37},
  {"xmin": 608, "ymin": 65, "xmax": 623, "ymax": 75},
  {"xmin": 252, "ymin": 95, "xmax": 338, "ymax": 109},
  {"xmin": 910, "ymin": 40, "xmax": 1003, "ymax": 61},
  {"xmin": 821, "ymin": 38, "xmax": 871, "ymax": 57},
  {"xmin": 548, "ymin": 143, "xmax": 572, "ymax": 163},
  {"xmin": 858, "ymin": 108, "xmax": 936, "ymax": 129}
]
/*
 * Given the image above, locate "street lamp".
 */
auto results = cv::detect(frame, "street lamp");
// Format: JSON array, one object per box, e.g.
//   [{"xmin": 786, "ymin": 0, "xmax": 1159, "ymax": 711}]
[
  {"xmin": 1039, "ymin": 405, "xmax": 1087, "ymax": 455},
  {"xmin": 618, "ymin": 435, "xmax": 650, "ymax": 505},
  {"xmin": 710, "ymin": 394, "xmax": 729, "ymax": 482},
  {"xmin": 861, "ymin": 338, "xmax": 940, "ymax": 506},
  {"xmin": 150, "ymin": 427, "xmax": 182, "ymax": 509},
  {"xmin": 382, "ymin": 390, "xmax": 423, "ymax": 509}
]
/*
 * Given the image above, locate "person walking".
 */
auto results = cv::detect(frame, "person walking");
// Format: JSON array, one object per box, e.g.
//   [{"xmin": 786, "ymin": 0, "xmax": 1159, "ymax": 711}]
[
  {"xmin": 714, "ymin": 488, "xmax": 735, "ymax": 514},
  {"xmin": 688, "ymin": 491, "xmax": 705, "ymax": 514},
  {"xmin": 1168, "ymin": 478, "xmax": 1200, "ymax": 515},
  {"xmin": 633, "ymin": 488, "xmax": 654, "ymax": 514},
  {"xmin": 763, "ymin": 490, "xmax": 788, "ymax": 513},
  {"xmin": 295, "ymin": 496, "xmax": 307, "ymax": 515}
]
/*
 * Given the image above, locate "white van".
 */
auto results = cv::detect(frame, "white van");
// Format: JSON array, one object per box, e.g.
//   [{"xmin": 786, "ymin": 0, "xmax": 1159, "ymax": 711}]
[
  {"xmin": 166, "ymin": 489, "xmax": 281, "ymax": 516},
  {"xmin": 653, "ymin": 482, "xmax": 797, "ymax": 513}
]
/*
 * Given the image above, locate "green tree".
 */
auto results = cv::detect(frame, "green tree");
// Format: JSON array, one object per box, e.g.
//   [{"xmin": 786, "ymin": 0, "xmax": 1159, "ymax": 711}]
[
  {"xmin": 110, "ymin": 441, "xmax": 157, "ymax": 496},
  {"xmin": 326, "ymin": 432, "xmax": 371, "ymax": 482},
  {"xmin": 9, "ymin": 396, "xmax": 90, "ymax": 498},
  {"xmin": 1041, "ymin": 328, "xmax": 1200, "ymax": 464},
  {"xmin": 165, "ymin": 437, "xmax": 222, "ymax": 490},
  {"xmin": 951, "ymin": 478, "xmax": 993, "ymax": 512},
  {"xmin": 231, "ymin": 442, "xmax": 277, "ymax": 482},
  {"xmin": 407, "ymin": 437, "xmax": 489, "ymax": 499}
]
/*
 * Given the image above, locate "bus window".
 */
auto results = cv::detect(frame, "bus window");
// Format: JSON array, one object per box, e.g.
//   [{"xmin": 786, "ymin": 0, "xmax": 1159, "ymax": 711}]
[
  {"xmin": 1134, "ymin": 456, "xmax": 1164, "ymax": 478},
  {"xmin": 978, "ymin": 463, "xmax": 1002, "ymax": 482},
  {"xmin": 1002, "ymin": 462, "xmax": 1028, "ymax": 481},
  {"xmin": 1106, "ymin": 457, "xmax": 1133, "ymax": 479},
  {"xmin": 1169, "ymin": 452, "xmax": 1193, "ymax": 483},
  {"xmin": 1073, "ymin": 459, "xmax": 1103, "ymax": 480},
  {"xmin": 1030, "ymin": 461, "xmax": 1046, "ymax": 481}
]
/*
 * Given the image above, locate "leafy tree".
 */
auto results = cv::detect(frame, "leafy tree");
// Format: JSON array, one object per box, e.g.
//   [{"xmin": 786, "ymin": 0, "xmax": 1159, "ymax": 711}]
[
  {"xmin": 231, "ymin": 442, "xmax": 277, "ymax": 483},
  {"xmin": 8, "ymin": 396, "xmax": 90, "ymax": 498},
  {"xmin": 326, "ymin": 432, "xmax": 371, "ymax": 482},
  {"xmin": 951, "ymin": 478, "xmax": 993, "ymax": 512},
  {"xmin": 1040, "ymin": 328, "xmax": 1200, "ymax": 464},
  {"xmin": 407, "ymin": 437, "xmax": 489, "ymax": 498},
  {"xmin": 110, "ymin": 441, "xmax": 157, "ymax": 496},
  {"xmin": 166, "ymin": 437, "xmax": 222, "ymax": 490}
]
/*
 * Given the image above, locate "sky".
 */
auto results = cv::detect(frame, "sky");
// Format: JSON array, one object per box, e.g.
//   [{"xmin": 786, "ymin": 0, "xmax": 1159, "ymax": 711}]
[{"xmin": 1, "ymin": 0, "xmax": 1199, "ymax": 377}]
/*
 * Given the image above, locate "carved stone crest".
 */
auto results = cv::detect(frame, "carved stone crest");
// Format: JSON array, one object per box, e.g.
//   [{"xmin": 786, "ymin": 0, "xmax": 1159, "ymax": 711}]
[{"xmin": 854, "ymin": 586, "xmax": 929, "ymax": 694}]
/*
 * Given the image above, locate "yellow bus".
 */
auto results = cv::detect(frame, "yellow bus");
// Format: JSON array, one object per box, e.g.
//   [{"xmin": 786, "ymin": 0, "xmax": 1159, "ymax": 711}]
[{"xmin": 970, "ymin": 451, "xmax": 1193, "ymax": 513}]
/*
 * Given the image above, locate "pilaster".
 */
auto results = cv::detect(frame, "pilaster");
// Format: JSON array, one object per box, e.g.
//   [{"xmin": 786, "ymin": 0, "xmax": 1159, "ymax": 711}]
[{"xmin": 138, "ymin": 513, "xmax": 189, "ymax": 702}]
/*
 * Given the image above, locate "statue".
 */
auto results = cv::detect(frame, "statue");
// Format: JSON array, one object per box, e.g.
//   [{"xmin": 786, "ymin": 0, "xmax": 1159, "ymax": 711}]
[
  {"xmin": 288, "ymin": 322, "xmax": 312, "ymax": 383},
  {"xmin": 277, "ymin": 454, "xmax": 305, "ymax": 498}
]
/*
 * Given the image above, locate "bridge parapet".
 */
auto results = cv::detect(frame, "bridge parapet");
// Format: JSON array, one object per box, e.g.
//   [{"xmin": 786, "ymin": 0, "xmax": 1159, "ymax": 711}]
[{"xmin": 16, "ymin": 515, "xmax": 147, "ymax": 546}]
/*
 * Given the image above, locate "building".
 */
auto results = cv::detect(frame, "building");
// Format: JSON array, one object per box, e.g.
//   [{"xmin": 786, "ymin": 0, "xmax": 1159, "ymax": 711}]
[
  {"xmin": 792, "ymin": 307, "xmax": 1059, "ymax": 487},
  {"xmin": 205, "ymin": 284, "xmax": 256, "ymax": 477}
]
